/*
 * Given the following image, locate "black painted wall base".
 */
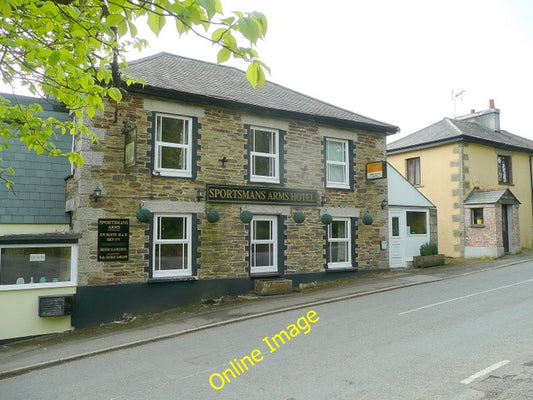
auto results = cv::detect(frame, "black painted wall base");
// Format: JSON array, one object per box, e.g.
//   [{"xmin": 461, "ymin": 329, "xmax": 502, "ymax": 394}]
[{"xmin": 72, "ymin": 269, "xmax": 386, "ymax": 329}]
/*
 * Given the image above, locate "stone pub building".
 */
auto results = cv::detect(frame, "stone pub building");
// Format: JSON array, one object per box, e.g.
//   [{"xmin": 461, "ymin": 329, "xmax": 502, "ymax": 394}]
[{"xmin": 66, "ymin": 53, "xmax": 398, "ymax": 328}]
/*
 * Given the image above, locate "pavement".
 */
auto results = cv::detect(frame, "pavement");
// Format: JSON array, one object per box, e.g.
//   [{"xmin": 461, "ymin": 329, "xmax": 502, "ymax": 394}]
[{"xmin": 1, "ymin": 250, "xmax": 533, "ymax": 389}]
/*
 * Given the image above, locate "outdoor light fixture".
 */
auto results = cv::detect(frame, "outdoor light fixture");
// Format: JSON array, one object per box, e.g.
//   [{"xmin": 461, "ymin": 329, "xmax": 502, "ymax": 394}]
[
  {"xmin": 321, "ymin": 195, "xmax": 328, "ymax": 206},
  {"xmin": 197, "ymin": 188, "xmax": 205, "ymax": 202},
  {"xmin": 122, "ymin": 119, "xmax": 136, "ymax": 134},
  {"xmin": 219, "ymin": 156, "xmax": 228, "ymax": 167},
  {"xmin": 381, "ymin": 199, "xmax": 388, "ymax": 209},
  {"xmin": 93, "ymin": 186, "xmax": 102, "ymax": 202}
]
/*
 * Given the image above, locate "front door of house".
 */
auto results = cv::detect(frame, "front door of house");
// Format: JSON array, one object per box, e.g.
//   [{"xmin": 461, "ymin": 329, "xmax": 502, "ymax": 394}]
[
  {"xmin": 389, "ymin": 210, "xmax": 405, "ymax": 268},
  {"xmin": 250, "ymin": 216, "xmax": 278, "ymax": 274},
  {"xmin": 502, "ymin": 205, "xmax": 510, "ymax": 253}
]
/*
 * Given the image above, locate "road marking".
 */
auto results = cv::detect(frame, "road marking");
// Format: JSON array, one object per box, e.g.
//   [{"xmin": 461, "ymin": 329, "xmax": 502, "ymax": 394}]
[
  {"xmin": 461, "ymin": 360, "xmax": 510, "ymax": 384},
  {"xmin": 399, "ymin": 278, "xmax": 533, "ymax": 315}
]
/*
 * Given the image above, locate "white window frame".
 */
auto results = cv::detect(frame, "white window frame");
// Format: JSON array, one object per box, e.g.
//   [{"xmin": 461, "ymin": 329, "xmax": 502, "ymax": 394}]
[
  {"xmin": 327, "ymin": 217, "xmax": 352, "ymax": 269},
  {"xmin": 250, "ymin": 127, "xmax": 280, "ymax": 183},
  {"xmin": 406, "ymin": 157, "xmax": 421, "ymax": 186},
  {"xmin": 250, "ymin": 215, "xmax": 278, "ymax": 274},
  {"xmin": 153, "ymin": 214, "xmax": 193, "ymax": 278},
  {"xmin": 326, "ymin": 138, "xmax": 350, "ymax": 189},
  {"xmin": 0, "ymin": 243, "xmax": 78, "ymax": 291},
  {"xmin": 154, "ymin": 113, "xmax": 193, "ymax": 177}
]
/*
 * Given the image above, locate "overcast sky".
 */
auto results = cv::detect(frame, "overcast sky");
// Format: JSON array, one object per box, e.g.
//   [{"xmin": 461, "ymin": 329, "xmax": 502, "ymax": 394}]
[{"xmin": 131, "ymin": 0, "xmax": 533, "ymax": 143}]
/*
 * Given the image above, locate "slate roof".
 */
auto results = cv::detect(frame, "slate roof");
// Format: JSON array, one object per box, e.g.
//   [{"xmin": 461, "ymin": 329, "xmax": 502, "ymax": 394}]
[
  {"xmin": 464, "ymin": 188, "xmax": 520, "ymax": 205},
  {"xmin": 387, "ymin": 117, "xmax": 533, "ymax": 154},
  {"xmin": 0, "ymin": 94, "xmax": 71, "ymax": 225},
  {"xmin": 123, "ymin": 52, "xmax": 398, "ymax": 133}
]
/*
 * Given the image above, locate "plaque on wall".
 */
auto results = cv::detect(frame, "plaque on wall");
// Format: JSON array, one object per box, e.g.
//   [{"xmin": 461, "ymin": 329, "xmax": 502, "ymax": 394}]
[
  {"xmin": 124, "ymin": 123, "xmax": 137, "ymax": 168},
  {"xmin": 98, "ymin": 219, "xmax": 129, "ymax": 261}
]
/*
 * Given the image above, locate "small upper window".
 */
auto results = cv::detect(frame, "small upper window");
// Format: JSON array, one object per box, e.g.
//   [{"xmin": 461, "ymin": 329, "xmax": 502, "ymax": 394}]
[
  {"xmin": 154, "ymin": 113, "xmax": 193, "ymax": 177},
  {"xmin": 406, "ymin": 157, "xmax": 421, "ymax": 186},
  {"xmin": 497, "ymin": 155, "xmax": 512, "ymax": 184},
  {"xmin": 472, "ymin": 208, "xmax": 484, "ymax": 225},
  {"xmin": 326, "ymin": 139, "xmax": 350, "ymax": 188},
  {"xmin": 250, "ymin": 127, "xmax": 279, "ymax": 183}
]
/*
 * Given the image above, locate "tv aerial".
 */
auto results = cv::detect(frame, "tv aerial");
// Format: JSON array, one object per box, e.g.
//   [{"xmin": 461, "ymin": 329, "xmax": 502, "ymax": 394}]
[{"xmin": 451, "ymin": 89, "xmax": 466, "ymax": 117}]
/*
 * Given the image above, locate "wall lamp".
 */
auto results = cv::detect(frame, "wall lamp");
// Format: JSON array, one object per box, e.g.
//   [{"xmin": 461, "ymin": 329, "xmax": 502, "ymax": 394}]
[
  {"xmin": 381, "ymin": 199, "xmax": 388, "ymax": 209},
  {"xmin": 219, "ymin": 156, "xmax": 228, "ymax": 167},
  {"xmin": 197, "ymin": 188, "xmax": 205, "ymax": 202},
  {"xmin": 93, "ymin": 186, "xmax": 102, "ymax": 202},
  {"xmin": 321, "ymin": 195, "xmax": 329, "ymax": 206}
]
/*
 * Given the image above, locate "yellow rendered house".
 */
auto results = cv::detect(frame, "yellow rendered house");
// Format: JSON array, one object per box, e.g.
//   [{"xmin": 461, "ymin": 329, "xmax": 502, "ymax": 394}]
[{"xmin": 387, "ymin": 100, "xmax": 533, "ymax": 258}]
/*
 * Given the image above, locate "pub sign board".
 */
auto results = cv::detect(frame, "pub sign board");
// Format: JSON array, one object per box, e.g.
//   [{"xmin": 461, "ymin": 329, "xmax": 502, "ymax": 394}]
[
  {"xmin": 98, "ymin": 219, "xmax": 129, "ymax": 261},
  {"xmin": 206, "ymin": 184, "xmax": 319, "ymax": 206},
  {"xmin": 366, "ymin": 161, "xmax": 387, "ymax": 180}
]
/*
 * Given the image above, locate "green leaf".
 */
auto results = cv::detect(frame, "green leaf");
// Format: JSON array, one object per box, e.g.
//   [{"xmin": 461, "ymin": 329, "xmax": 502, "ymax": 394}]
[
  {"xmin": 238, "ymin": 17, "xmax": 261, "ymax": 43},
  {"xmin": 217, "ymin": 47, "xmax": 231, "ymax": 64},
  {"xmin": 107, "ymin": 87, "xmax": 122, "ymax": 102},
  {"xmin": 105, "ymin": 13, "xmax": 125, "ymax": 27},
  {"xmin": 48, "ymin": 50, "xmax": 61, "ymax": 66},
  {"xmin": 148, "ymin": 12, "xmax": 166, "ymax": 35}
]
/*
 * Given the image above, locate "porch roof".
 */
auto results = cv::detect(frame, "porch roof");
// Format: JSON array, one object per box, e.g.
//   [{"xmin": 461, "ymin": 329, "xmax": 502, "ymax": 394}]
[{"xmin": 464, "ymin": 188, "xmax": 520, "ymax": 205}]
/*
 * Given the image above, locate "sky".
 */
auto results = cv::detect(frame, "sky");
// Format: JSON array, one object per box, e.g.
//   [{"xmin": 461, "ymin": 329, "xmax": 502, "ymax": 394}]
[{"xmin": 129, "ymin": 0, "xmax": 533, "ymax": 143}]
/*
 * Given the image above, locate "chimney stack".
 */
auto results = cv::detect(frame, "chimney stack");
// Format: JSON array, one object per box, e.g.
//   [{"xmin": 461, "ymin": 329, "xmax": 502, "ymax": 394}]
[{"xmin": 456, "ymin": 99, "xmax": 500, "ymax": 131}]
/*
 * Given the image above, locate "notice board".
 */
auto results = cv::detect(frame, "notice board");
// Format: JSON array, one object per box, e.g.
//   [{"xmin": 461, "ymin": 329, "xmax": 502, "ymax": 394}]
[{"xmin": 98, "ymin": 219, "xmax": 129, "ymax": 261}]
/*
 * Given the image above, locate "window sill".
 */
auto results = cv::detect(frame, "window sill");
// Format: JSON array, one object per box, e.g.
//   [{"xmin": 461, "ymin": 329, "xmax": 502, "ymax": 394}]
[
  {"xmin": 326, "ymin": 185, "xmax": 352, "ymax": 191},
  {"xmin": 152, "ymin": 171, "xmax": 192, "ymax": 179},
  {"xmin": 326, "ymin": 266, "xmax": 358, "ymax": 272},
  {"xmin": 250, "ymin": 272, "xmax": 281, "ymax": 278},
  {"xmin": 470, "ymin": 224, "xmax": 485, "ymax": 228},
  {"xmin": 148, "ymin": 276, "xmax": 198, "ymax": 283},
  {"xmin": 0, "ymin": 283, "xmax": 76, "ymax": 292}
]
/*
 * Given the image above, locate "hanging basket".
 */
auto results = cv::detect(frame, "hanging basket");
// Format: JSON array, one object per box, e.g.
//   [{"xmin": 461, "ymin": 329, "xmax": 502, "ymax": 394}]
[
  {"xmin": 293, "ymin": 211, "xmax": 306, "ymax": 224},
  {"xmin": 321, "ymin": 213, "xmax": 333, "ymax": 224},
  {"xmin": 362, "ymin": 214, "xmax": 374, "ymax": 225},
  {"xmin": 240, "ymin": 210, "xmax": 253, "ymax": 223},
  {"xmin": 206, "ymin": 209, "xmax": 220, "ymax": 223},
  {"xmin": 136, "ymin": 208, "xmax": 151, "ymax": 223}
]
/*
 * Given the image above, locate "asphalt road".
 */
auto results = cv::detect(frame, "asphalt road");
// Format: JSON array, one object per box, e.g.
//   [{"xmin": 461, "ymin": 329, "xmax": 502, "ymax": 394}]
[{"xmin": 1, "ymin": 261, "xmax": 532, "ymax": 399}]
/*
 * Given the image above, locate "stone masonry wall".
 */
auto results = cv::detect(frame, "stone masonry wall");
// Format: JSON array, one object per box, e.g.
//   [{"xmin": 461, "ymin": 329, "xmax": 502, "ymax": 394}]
[
  {"xmin": 353, "ymin": 132, "xmax": 389, "ymax": 270},
  {"xmin": 67, "ymin": 93, "xmax": 390, "ymax": 285}
]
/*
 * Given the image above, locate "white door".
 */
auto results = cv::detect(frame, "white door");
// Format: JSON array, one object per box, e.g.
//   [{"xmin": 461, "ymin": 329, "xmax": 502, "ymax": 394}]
[
  {"xmin": 389, "ymin": 210, "xmax": 405, "ymax": 268},
  {"xmin": 250, "ymin": 216, "xmax": 278, "ymax": 274}
]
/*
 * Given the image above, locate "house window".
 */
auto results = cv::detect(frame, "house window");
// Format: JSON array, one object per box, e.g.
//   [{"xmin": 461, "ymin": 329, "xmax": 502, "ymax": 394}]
[
  {"xmin": 153, "ymin": 214, "xmax": 192, "ymax": 277},
  {"xmin": 391, "ymin": 216, "xmax": 400, "ymax": 237},
  {"xmin": 497, "ymin": 155, "xmax": 512, "ymax": 184},
  {"xmin": 250, "ymin": 127, "xmax": 280, "ymax": 183},
  {"xmin": 154, "ymin": 113, "xmax": 193, "ymax": 177},
  {"xmin": 472, "ymin": 208, "xmax": 484, "ymax": 225},
  {"xmin": 327, "ymin": 218, "xmax": 352, "ymax": 269},
  {"xmin": 406, "ymin": 157, "xmax": 421, "ymax": 186},
  {"xmin": 326, "ymin": 138, "xmax": 350, "ymax": 188},
  {"xmin": 0, "ymin": 244, "xmax": 78, "ymax": 288},
  {"xmin": 250, "ymin": 216, "xmax": 278, "ymax": 274},
  {"xmin": 406, "ymin": 211, "xmax": 427, "ymax": 234}
]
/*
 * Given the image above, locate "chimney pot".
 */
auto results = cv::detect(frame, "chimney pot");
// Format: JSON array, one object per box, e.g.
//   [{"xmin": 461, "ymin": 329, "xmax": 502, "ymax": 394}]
[
  {"xmin": 489, "ymin": 99, "xmax": 495, "ymax": 109},
  {"xmin": 470, "ymin": 109, "xmax": 475, "ymax": 114}
]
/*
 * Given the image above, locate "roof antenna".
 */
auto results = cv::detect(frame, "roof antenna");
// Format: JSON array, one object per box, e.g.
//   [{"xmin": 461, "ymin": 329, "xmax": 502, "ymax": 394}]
[{"xmin": 451, "ymin": 89, "xmax": 466, "ymax": 117}]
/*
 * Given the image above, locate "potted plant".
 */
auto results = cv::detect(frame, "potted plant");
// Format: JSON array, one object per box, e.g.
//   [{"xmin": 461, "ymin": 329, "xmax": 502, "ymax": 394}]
[{"xmin": 413, "ymin": 242, "xmax": 445, "ymax": 268}]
